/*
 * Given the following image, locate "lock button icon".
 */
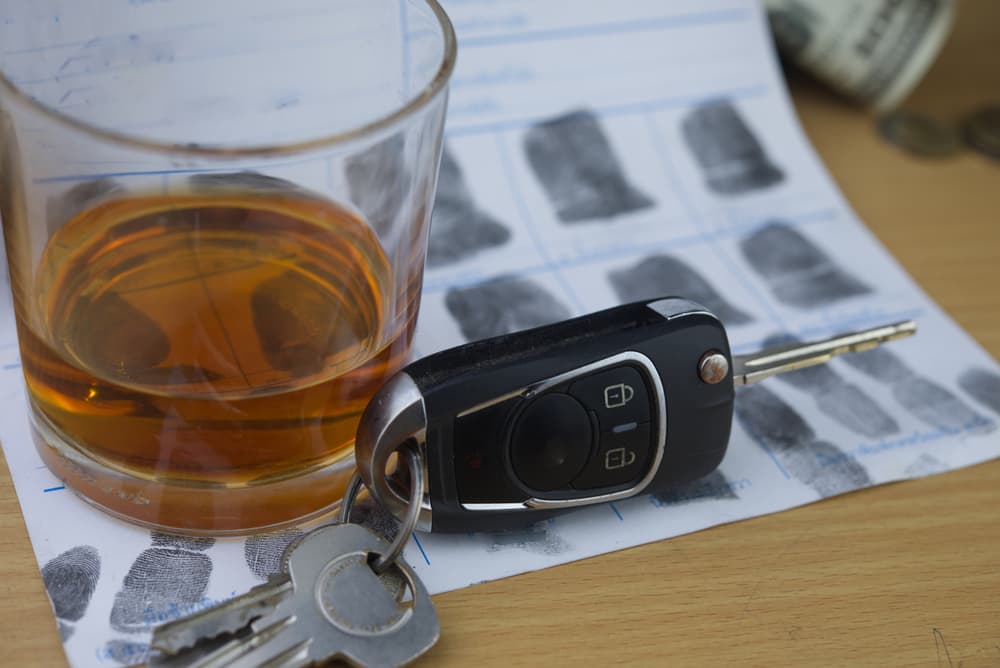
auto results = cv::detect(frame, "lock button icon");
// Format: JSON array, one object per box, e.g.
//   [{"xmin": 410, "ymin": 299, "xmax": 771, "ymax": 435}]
[
  {"xmin": 603, "ymin": 383, "xmax": 634, "ymax": 408},
  {"xmin": 568, "ymin": 365, "xmax": 651, "ymax": 431}
]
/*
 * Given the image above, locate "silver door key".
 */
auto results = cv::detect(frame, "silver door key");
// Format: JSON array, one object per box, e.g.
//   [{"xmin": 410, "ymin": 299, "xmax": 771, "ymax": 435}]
[{"xmin": 150, "ymin": 445, "xmax": 438, "ymax": 668}]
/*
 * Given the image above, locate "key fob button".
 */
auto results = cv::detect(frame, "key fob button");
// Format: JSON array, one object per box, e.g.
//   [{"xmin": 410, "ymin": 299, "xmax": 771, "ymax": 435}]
[
  {"xmin": 568, "ymin": 365, "xmax": 651, "ymax": 431},
  {"xmin": 509, "ymin": 393, "xmax": 593, "ymax": 492},
  {"xmin": 572, "ymin": 423, "xmax": 652, "ymax": 490}
]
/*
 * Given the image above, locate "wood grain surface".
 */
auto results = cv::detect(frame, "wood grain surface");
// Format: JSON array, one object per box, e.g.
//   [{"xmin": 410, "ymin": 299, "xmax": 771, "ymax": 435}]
[{"xmin": 2, "ymin": 3, "xmax": 999, "ymax": 666}]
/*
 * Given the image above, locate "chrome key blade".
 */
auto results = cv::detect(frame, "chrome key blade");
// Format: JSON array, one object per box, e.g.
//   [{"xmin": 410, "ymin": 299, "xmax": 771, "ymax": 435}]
[
  {"xmin": 183, "ymin": 617, "xmax": 300, "ymax": 668},
  {"xmin": 732, "ymin": 320, "xmax": 917, "ymax": 386},
  {"xmin": 150, "ymin": 574, "xmax": 294, "ymax": 654},
  {"xmin": 148, "ymin": 617, "xmax": 299, "ymax": 668}
]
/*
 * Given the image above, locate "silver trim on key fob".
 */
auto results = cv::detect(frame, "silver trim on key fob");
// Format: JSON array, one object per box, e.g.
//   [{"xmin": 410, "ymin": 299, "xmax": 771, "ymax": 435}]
[
  {"xmin": 461, "ymin": 350, "xmax": 668, "ymax": 512},
  {"xmin": 355, "ymin": 373, "xmax": 433, "ymax": 532},
  {"xmin": 357, "ymin": 348, "xmax": 670, "ymax": 530}
]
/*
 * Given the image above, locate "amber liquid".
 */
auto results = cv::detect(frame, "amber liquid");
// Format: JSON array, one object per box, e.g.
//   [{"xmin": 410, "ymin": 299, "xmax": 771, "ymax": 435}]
[{"xmin": 18, "ymin": 191, "xmax": 418, "ymax": 532}]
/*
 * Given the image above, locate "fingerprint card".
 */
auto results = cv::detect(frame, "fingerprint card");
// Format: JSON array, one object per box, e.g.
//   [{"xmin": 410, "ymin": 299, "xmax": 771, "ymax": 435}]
[{"xmin": 1, "ymin": 1, "xmax": 998, "ymax": 666}]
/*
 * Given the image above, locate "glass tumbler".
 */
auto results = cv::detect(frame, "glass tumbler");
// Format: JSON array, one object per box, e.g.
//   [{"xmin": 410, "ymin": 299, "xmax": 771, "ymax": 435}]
[{"xmin": 0, "ymin": 1, "xmax": 455, "ymax": 533}]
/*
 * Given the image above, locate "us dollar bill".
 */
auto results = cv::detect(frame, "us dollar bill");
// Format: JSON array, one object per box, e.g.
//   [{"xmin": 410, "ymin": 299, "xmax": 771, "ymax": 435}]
[{"xmin": 765, "ymin": 0, "xmax": 955, "ymax": 110}]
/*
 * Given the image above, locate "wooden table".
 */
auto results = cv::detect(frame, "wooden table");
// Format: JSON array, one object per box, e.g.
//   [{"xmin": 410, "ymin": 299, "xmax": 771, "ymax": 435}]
[{"xmin": 4, "ymin": 4, "xmax": 999, "ymax": 666}]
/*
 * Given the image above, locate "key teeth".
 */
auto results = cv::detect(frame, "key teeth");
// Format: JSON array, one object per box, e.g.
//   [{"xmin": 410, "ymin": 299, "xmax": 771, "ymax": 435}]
[
  {"xmin": 148, "ymin": 615, "xmax": 299, "ymax": 668},
  {"xmin": 150, "ymin": 575, "xmax": 294, "ymax": 655}
]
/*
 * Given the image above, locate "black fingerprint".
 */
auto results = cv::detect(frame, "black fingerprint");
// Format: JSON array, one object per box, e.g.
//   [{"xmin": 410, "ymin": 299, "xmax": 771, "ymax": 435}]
[
  {"xmin": 244, "ymin": 530, "xmax": 304, "ymax": 580},
  {"xmin": 428, "ymin": 146, "xmax": 511, "ymax": 267},
  {"xmin": 41, "ymin": 545, "xmax": 101, "ymax": 642},
  {"xmin": 681, "ymin": 99, "xmax": 784, "ymax": 196},
  {"xmin": 653, "ymin": 470, "xmax": 739, "ymax": 505},
  {"xmin": 735, "ymin": 385, "xmax": 872, "ymax": 497},
  {"xmin": 904, "ymin": 453, "xmax": 948, "ymax": 477},
  {"xmin": 524, "ymin": 109, "xmax": 654, "ymax": 223},
  {"xmin": 251, "ymin": 269, "xmax": 361, "ymax": 374},
  {"xmin": 609, "ymin": 254, "xmax": 753, "ymax": 326},
  {"xmin": 46, "ymin": 178, "xmax": 124, "ymax": 234},
  {"xmin": 150, "ymin": 533, "xmax": 215, "ymax": 551},
  {"xmin": 66, "ymin": 292, "xmax": 171, "ymax": 380},
  {"xmin": 762, "ymin": 334, "xmax": 899, "ymax": 439},
  {"xmin": 740, "ymin": 221, "xmax": 872, "ymax": 309},
  {"xmin": 102, "ymin": 639, "xmax": 150, "ymax": 666},
  {"xmin": 110, "ymin": 532, "xmax": 213, "ymax": 633},
  {"xmin": 486, "ymin": 522, "xmax": 570, "ymax": 556},
  {"xmin": 767, "ymin": 3, "xmax": 818, "ymax": 57},
  {"xmin": 345, "ymin": 133, "xmax": 410, "ymax": 237},
  {"xmin": 958, "ymin": 367, "xmax": 1000, "ymax": 416},
  {"xmin": 349, "ymin": 495, "xmax": 401, "ymax": 544},
  {"xmin": 842, "ymin": 349, "xmax": 994, "ymax": 434},
  {"xmin": 445, "ymin": 276, "xmax": 572, "ymax": 341}
]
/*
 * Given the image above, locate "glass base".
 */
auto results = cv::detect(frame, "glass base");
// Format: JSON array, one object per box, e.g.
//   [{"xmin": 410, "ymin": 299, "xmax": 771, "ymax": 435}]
[{"xmin": 30, "ymin": 408, "xmax": 354, "ymax": 536}]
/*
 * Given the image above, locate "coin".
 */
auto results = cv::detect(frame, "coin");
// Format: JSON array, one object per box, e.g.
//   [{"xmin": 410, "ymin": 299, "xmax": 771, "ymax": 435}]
[
  {"xmin": 877, "ymin": 111, "xmax": 961, "ymax": 158},
  {"xmin": 961, "ymin": 106, "xmax": 1000, "ymax": 160}
]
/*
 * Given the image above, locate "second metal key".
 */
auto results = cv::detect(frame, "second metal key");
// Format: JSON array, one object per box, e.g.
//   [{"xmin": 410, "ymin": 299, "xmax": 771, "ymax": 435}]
[{"xmin": 354, "ymin": 297, "xmax": 916, "ymax": 533}]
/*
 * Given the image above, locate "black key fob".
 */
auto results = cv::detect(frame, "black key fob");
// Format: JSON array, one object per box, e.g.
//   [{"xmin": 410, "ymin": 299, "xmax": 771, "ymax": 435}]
[{"xmin": 355, "ymin": 297, "xmax": 734, "ymax": 533}]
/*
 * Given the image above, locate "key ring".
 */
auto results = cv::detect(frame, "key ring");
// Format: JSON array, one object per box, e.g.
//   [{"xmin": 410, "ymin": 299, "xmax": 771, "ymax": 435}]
[{"xmin": 340, "ymin": 440, "xmax": 423, "ymax": 574}]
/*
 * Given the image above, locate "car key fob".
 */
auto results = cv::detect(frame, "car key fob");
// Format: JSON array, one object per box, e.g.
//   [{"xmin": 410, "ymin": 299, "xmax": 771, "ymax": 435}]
[{"xmin": 354, "ymin": 297, "xmax": 915, "ymax": 533}]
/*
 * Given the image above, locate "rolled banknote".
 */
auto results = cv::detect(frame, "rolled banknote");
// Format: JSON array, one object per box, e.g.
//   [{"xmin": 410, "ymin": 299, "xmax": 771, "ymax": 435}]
[{"xmin": 765, "ymin": 0, "xmax": 955, "ymax": 110}]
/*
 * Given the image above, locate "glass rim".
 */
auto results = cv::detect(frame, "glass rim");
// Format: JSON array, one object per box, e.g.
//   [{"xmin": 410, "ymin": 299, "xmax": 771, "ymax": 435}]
[{"xmin": 0, "ymin": 0, "xmax": 457, "ymax": 158}]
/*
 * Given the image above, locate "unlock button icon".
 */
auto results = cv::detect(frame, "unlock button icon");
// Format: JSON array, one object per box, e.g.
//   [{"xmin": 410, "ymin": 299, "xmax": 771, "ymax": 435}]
[{"xmin": 604, "ymin": 447, "xmax": 637, "ymax": 470}]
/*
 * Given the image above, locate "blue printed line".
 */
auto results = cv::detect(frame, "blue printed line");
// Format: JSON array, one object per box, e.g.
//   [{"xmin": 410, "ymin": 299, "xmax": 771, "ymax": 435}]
[
  {"xmin": 33, "ymin": 151, "xmax": 327, "ymax": 184},
  {"xmin": 820, "ymin": 418, "xmax": 996, "ymax": 466},
  {"xmin": 641, "ymin": 111, "xmax": 789, "ymax": 333},
  {"xmin": 445, "ymin": 84, "xmax": 768, "ymax": 139},
  {"xmin": 399, "ymin": 0, "xmax": 411, "ymax": 99},
  {"xmin": 458, "ymin": 8, "xmax": 751, "ymax": 48},
  {"xmin": 36, "ymin": 165, "xmax": 270, "ymax": 184},
  {"xmin": 609, "ymin": 503, "xmax": 624, "ymax": 521},
  {"xmin": 411, "ymin": 533, "xmax": 430, "ymax": 566},
  {"xmin": 43, "ymin": 485, "xmax": 65, "ymax": 493},
  {"xmin": 2, "ymin": 362, "xmax": 20, "ymax": 370},
  {"xmin": 755, "ymin": 442, "xmax": 792, "ymax": 480},
  {"xmin": 492, "ymin": 134, "xmax": 586, "ymax": 313}
]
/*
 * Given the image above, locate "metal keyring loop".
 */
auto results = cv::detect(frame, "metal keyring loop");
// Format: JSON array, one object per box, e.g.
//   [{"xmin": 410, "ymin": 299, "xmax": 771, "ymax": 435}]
[{"xmin": 340, "ymin": 441, "xmax": 423, "ymax": 574}]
